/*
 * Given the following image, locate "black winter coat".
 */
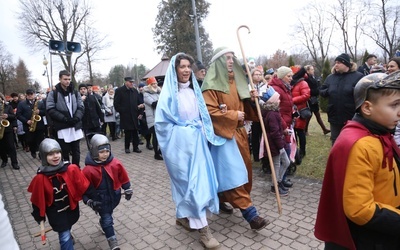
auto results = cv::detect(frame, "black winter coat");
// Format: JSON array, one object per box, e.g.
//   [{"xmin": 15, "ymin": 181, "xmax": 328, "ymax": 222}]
[
  {"xmin": 320, "ymin": 64, "xmax": 363, "ymax": 125},
  {"xmin": 81, "ymin": 94, "xmax": 104, "ymax": 130},
  {"xmin": 113, "ymin": 85, "xmax": 142, "ymax": 130},
  {"xmin": 46, "ymin": 83, "xmax": 84, "ymax": 131},
  {"xmin": 16, "ymin": 99, "xmax": 46, "ymax": 132}
]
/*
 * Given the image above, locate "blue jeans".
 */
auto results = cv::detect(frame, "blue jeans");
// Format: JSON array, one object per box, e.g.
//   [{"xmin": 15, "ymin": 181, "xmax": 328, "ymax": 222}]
[
  {"xmin": 100, "ymin": 212, "xmax": 115, "ymax": 238},
  {"xmin": 58, "ymin": 230, "xmax": 74, "ymax": 250}
]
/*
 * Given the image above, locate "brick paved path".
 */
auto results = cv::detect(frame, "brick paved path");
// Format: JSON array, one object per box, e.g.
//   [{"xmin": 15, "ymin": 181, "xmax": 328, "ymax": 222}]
[{"xmin": 0, "ymin": 137, "xmax": 324, "ymax": 249}]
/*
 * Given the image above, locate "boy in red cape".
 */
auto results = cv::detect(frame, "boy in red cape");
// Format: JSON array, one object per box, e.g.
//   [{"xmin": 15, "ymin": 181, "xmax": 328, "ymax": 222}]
[
  {"xmin": 315, "ymin": 71, "xmax": 400, "ymax": 249},
  {"xmin": 28, "ymin": 138, "xmax": 97, "ymax": 250},
  {"xmin": 82, "ymin": 134, "xmax": 132, "ymax": 250}
]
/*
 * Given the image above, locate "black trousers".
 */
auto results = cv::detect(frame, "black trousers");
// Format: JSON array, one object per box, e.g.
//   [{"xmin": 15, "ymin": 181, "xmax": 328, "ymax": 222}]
[
  {"xmin": 102, "ymin": 122, "xmax": 116, "ymax": 139},
  {"xmin": 149, "ymin": 126, "xmax": 160, "ymax": 155},
  {"xmin": 124, "ymin": 129, "xmax": 139, "ymax": 150},
  {"xmin": 0, "ymin": 131, "xmax": 18, "ymax": 164},
  {"xmin": 56, "ymin": 138, "xmax": 81, "ymax": 167},
  {"xmin": 26, "ymin": 129, "xmax": 45, "ymax": 154},
  {"xmin": 251, "ymin": 122, "xmax": 262, "ymax": 161}
]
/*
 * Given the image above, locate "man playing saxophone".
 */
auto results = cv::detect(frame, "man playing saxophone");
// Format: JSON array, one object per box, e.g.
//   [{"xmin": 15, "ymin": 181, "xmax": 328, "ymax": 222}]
[
  {"xmin": 0, "ymin": 92, "xmax": 19, "ymax": 170},
  {"xmin": 16, "ymin": 89, "xmax": 46, "ymax": 159}
]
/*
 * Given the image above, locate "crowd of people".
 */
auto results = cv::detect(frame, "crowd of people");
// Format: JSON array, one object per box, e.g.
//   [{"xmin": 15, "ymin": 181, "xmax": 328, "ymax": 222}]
[{"xmin": 0, "ymin": 50, "xmax": 400, "ymax": 250}]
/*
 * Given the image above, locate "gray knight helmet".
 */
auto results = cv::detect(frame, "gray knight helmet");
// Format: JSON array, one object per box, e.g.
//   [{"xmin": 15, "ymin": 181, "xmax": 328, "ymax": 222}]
[
  {"xmin": 354, "ymin": 71, "xmax": 400, "ymax": 110},
  {"xmin": 90, "ymin": 134, "xmax": 111, "ymax": 160},
  {"xmin": 39, "ymin": 138, "xmax": 62, "ymax": 166}
]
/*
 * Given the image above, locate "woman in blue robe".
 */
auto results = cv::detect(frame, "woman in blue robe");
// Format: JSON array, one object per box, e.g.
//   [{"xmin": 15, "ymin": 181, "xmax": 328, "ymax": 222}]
[{"xmin": 155, "ymin": 53, "xmax": 225, "ymax": 249}]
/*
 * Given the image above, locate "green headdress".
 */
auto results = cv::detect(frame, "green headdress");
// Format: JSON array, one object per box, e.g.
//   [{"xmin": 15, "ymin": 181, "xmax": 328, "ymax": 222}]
[{"xmin": 201, "ymin": 47, "xmax": 250, "ymax": 99}]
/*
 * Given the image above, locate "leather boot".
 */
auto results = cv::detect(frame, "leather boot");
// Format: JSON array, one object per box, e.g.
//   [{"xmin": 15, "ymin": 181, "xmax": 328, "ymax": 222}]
[{"xmin": 198, "ymin": 226, "xmax": 220, "ymax": 249}]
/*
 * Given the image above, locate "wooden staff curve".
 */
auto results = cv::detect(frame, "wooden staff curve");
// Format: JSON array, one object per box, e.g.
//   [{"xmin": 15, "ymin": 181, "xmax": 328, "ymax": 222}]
[{"xmin": 236, "ymin": 25, "xmax": 282, "ymax": 214}]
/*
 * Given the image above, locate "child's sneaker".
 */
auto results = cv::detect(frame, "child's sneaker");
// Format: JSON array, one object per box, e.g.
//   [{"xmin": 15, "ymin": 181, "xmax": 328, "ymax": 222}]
[
  {"xmin": 270, "ymin": 185, "xmax": 289, "ymax": 196},
  {"xmin": 107, "ymin": 237, "xmax": 120, "ymax": 250}
]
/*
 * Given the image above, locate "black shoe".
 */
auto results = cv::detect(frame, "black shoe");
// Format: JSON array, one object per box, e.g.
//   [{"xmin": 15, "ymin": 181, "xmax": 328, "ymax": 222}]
[
  {"xmin": 133, "ymin": 148, "xmax": 142, "ymax": 153},
  {"xmin": 31, "ymin": 152, "xmax": 36, "ymax": 159},
  {"xmin": 278, "ymin": 181, "xmax": 289, "ymax": 191},
  {"xmin": 282, "ymin": 179, "xmax": 293, "ymax": 188},
  {"xmin": 271, "ymin": 185, "xmax": 289, "ymax": 196},
  {"xmin": 219, "ymin": 202, "xmax": 233, "ymax": 214},
  {"xmin": 139, "ymin": 140, "xmax": 144, "ymax": 145},
  {"xmin": 146, "ymin": 144, "xmax": 153, "ymax": 150},
  {"xmin": 12, "ymin": 163, "xmax": 20, "ymax": 170},
  {"xmin": 1, "ymin": 162, "xmax": 7, "ymax": 168},
  {"xmin": 154, "ymin": 154, "xmax": 163, "ymax": 160},
  {"xmin": 125, "ymin": 149, "xmax": 131, "ymax": 154},
  {"xmin": 249, "ymin": 216, "xmax": 270, "ymax": 231}
]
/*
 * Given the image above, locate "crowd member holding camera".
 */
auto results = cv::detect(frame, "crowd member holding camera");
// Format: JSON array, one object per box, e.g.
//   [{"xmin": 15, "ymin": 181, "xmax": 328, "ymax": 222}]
[{"xmin": 46, "ymin": 70, "xmax": 84, "ymax": 166}]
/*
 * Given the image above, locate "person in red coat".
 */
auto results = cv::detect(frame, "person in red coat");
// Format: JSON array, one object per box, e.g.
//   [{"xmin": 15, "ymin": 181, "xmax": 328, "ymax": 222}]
[
  {"xmin": 28, "ymin": 138, "xmax": 97, "ymax": 250},
  {"xmin": 82, "ymin": 134, "xmax": 132, "ymax": 250},
  {"xmin": 291, "ymin": 66, "xmax": 311, "ymax": 159},
  {"xmin": 269, "ymin": 66, "xmax": 294, "ymax": 188}
]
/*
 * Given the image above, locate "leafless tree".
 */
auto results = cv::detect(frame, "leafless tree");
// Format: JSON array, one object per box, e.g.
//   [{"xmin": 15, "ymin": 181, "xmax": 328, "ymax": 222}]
[
  {"xmin": 79, "ymin": 19, "xmax": 110, "ymax": 84},
  {"xmin": 293, "ymin": 1, "xmax": 335, "ymax": 74},
  {"xmin": 17, "ymin": 0, "xmax": 91, "ymax": 83},
  {"xmin": 362, "ymin": 0, "xmax": 400, "ymax": 61},
  {"xmin": 328, "ymin": 0, "xmax": 370, "ymax": 63},
  {"xmin": 0, "ymin": 42, "xmax": 16, "ymax": 95}
]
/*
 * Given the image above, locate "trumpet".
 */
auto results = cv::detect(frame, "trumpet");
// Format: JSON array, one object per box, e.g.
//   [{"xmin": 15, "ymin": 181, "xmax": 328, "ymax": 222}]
[
  {"xmin": 0, "ymin": 101, "xmax": 10, "ymax": 140},
  {"xmin": 29, "ymin": 99, "xmax": 41, "ymax": 132}
]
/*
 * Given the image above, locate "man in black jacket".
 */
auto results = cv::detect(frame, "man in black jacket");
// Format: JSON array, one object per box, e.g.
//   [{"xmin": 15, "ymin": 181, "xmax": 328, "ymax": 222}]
[
  {"xmin": 320, "ymin": 53, "xmax": 364, "ymax": 145},
  {"xmin": 114, "ymin": 77, "xmax": 143, "ymax": 153},
  {"xmin": 16, "ymin": 88, "xmax": 46, "ymax": 159},
  {"xmin": 46, "ymin": 70, "xmax": 84, "ymax": 166},
  {"xmin": 357, "ymin": 54, "xmax": 377, "ymax": 76},
  {"xmin": 79, "ymin": 83, "xmax": 104, "ymax": 136}
]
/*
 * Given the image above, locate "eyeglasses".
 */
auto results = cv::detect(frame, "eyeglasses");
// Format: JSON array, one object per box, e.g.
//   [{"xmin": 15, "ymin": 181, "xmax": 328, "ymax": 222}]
[{"xmin": 253, "ymin": 74, "xmax": 262, "ymax": 76}]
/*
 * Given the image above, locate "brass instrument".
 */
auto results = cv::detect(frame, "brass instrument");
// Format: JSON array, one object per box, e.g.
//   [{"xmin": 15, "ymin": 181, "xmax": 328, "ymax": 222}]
[
  {"xmin": 29, "ymin": 99, "xmax": 42, "ymax": 132},
  {"xmin": 0, "ymin": 101, "xmax": 10, "ymax": 140}
]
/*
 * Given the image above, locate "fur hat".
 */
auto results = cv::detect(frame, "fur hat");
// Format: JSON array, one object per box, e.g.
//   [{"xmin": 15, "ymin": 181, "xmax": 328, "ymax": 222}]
[
  {"xmin": 335, "ymin": 53, "xmax": 352, "ymax": 68},
  {"xmin": 276, "ymin": 66, "xmax": 292, "ymax": 79}
]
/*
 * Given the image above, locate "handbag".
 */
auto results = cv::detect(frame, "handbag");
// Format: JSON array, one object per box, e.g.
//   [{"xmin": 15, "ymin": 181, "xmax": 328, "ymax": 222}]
[{"xmin": 299, "ymin": 106, "xmax": 312, "ymax": 119}]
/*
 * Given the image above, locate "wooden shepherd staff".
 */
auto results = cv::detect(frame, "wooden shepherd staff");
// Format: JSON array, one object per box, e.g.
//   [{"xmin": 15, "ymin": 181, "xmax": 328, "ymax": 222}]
[
  {"xmin": 236, "ymin": 25, "xmax": 282, "ymax": 214},
  {"xmin": 40, "ymin": 220, "xmax": 47, "ymax": 245}
]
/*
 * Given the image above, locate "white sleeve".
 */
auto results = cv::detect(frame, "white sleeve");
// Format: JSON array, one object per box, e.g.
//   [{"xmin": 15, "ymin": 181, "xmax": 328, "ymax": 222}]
[{"xmin": 0, "ymin": 194, "xmax": 19, "ymax": 249}]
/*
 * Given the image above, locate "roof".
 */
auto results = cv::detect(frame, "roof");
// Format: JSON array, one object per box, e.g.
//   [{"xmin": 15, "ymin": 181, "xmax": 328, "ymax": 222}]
[{"xmin": 142, "ymin": 55, "xmax": 170, "ymax": 80}]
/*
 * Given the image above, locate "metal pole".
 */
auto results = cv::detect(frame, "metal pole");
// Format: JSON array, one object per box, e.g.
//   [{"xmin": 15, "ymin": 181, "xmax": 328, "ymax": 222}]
[{"xmin": 191, "ymin": 0, "xmax": 202, "ymax": 62}]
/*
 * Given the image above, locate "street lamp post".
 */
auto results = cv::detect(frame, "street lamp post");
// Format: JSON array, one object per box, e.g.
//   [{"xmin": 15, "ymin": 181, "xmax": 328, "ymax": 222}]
[
  {"xmin": 42, "ymin": 55, "xmax": 51, "ymax": 89},
  {"xmin": 132, "ymin": 58, "xmax": 139, "ymax": 83}
]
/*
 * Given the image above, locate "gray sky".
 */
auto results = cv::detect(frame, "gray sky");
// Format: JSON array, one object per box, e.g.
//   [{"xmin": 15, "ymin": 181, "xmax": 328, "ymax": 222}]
[{"xmin": 0, "ymin": 0, "xmax": 372, "ymax": 89}]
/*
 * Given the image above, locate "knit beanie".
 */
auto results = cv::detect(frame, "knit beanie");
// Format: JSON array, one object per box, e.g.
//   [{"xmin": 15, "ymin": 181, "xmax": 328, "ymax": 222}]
[
  {"xmin": 335, "ymin": 53, "xmax": 352, "ymax": 68},
  {"xmin": 276, "ymin": 66, "xmax": 292, "ymax": 79},
  {"xmin": 262, "ymin": 86, "xmax": 280, "ymax": 103}
]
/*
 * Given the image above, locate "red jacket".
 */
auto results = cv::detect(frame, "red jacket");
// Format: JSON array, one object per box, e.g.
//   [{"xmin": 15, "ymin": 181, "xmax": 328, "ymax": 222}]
[
  {"xmin": 269, "ymin": 77, "xmax": 293, "ymax": 129},
  {"xmin": 291, "ymin": 79, "xmax": 310, "ymax": 129}
]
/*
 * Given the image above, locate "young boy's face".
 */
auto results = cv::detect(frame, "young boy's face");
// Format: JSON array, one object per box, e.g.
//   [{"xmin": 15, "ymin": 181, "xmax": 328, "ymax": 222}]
[
  {"xmin": 367, "ymin": 91, "xmax": 400, "ymax": 130},
  {"xmin": 98, "ymin": 149, "xmax": 110, "ymax": 162},
  {"xmin": 47, "ymin": 151, "xmax": 62, "ymax": 166}
]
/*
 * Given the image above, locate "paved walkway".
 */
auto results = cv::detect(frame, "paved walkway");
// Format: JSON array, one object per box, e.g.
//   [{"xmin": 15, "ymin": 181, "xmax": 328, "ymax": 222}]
[{"xmin": 0, "ymin": 137, "xmax": 324, "ymax": 249}]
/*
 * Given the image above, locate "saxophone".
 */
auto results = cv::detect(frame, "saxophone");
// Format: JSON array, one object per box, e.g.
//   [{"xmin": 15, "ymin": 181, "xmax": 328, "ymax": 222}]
[
  {"xmin": 29, "ymin": 99, "xmax": 42, "ymax": 132},
  {"xmin": 0, "ymin": 101, "xmax": 10, "ymax": 140}
]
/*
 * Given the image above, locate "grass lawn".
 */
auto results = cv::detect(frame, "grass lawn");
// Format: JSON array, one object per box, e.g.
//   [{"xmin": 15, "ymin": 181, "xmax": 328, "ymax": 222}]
[
  {"xmin": 253, "ymin": 112, "xmax": 332, "ymax": 181},
  {"xmin": 295, "ymin": 112, "xmax": 331, "ymax": 180}
]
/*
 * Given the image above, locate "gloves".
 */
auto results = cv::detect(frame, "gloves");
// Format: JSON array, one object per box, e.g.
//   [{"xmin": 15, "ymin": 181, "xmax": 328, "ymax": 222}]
[
  {"xmin": 67, "ymin": 117, "xmax": 79, "ymax": 126},
  {"xmin": 32, "ymin": 212, "xmax": 45, "ymax": 224},
  {"xmin": 151, "ymin": 101, "xmax": 158, "ymax": 108},
  {"xmin": 86, "ymin": 199, "xmax": 102, "ymax": 212},
  {"xmin": 124, "ymin": 188, "xmax": 133, "ymax": 201}
]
